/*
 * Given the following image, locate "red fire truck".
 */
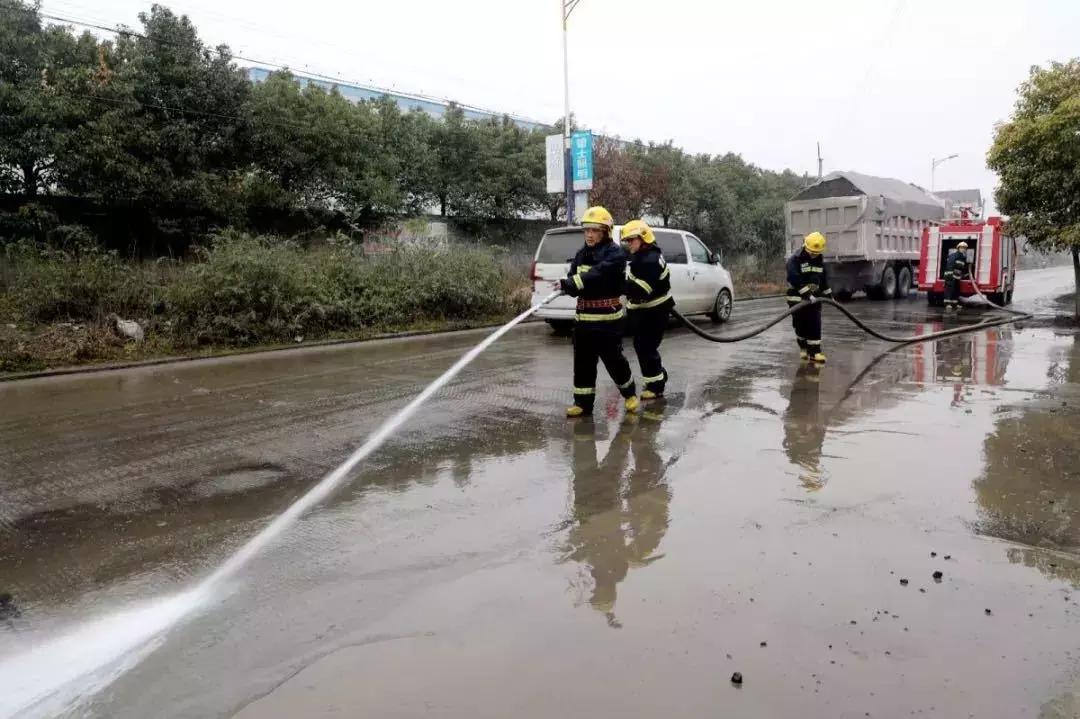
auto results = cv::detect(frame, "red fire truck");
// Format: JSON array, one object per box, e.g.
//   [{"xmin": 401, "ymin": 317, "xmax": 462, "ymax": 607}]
[{"xmin": 918, "ymin": 212, "xmax": 1017, "ymax": 306}]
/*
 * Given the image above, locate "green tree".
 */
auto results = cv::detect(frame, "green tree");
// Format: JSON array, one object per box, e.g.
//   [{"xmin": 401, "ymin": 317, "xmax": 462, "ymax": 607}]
[
  {"xmin": 0, "ymin": 2, "xmax": 97, "ymax": 197},
  {"xmin": 470, "ymin": 118, "xmax": 546, "ymax": 219},
  {"xmin": 640, "ymin": 142, "xmax": 689, "ymax": 227},
  {"xmin": 683, "ymin": 155, "xmax": 740, "ymax": 250},
  {"xmin": 59, "ymin": 5, "xmax": 251, "ymax": 215},
  {"xmin": 247, "ymin": 72, "xmax": 353, "ymax": 208},
  {"xmin": 424, "ymin": 104, "xmax": 482, "ymax": 217},
  {"xmin": 377, "ymin": 103, "xmax": 436, "ymax": 216},
  {"xmin": 987, "ymin": 60, "xmax": 1080, "ymax": 316}
]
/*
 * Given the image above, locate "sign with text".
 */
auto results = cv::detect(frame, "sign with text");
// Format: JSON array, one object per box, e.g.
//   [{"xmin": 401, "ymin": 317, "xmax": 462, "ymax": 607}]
[
  {"xmin": 571, "ymin": 131, "xmax": 593, "ymax": 191},
  {"xmin": 545, "ymin": 134, "xmax": 564, "ymax": 194}
]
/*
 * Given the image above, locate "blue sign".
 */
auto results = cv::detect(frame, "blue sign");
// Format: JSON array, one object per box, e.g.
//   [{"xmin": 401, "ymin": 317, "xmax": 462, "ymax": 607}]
[{"xmin": 571, "ymin": 131, "xmax": 593, "ymax": 191}]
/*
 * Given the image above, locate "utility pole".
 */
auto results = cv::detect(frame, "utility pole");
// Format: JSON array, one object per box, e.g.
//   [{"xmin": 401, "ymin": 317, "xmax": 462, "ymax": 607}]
[
  {"xmin": 562, "ymin": 0, "xmax": 581, "ymax": 225},
  {"xmin": 816, "ymin": 141, "xmax": 823, "ymax": 180}
]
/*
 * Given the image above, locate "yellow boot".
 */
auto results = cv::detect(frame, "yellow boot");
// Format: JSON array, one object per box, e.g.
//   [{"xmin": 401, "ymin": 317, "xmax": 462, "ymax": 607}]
[
  {"xmin": 812, "ymin": 352, "xmax": 827, "ymax": 364},
  {"xmin": 799, "ymin": 349, "xmax": 809, "ymax": 361},
  {"xmin": 566, "ymin": 405, "xmax": 590, "ymax": 418},
  {"xmin": 624, "ymin": 395, "xmax": 641, "ymax": 413},
  {"xmin": 641, "ymin": 389, "xmax": 658, "ymax": 400}
]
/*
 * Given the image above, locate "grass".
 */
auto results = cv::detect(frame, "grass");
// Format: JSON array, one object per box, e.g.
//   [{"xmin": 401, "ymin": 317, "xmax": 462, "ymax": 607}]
[{"xmin": 0, "ymin": 233, "xmax": 530, "ymax": 373}]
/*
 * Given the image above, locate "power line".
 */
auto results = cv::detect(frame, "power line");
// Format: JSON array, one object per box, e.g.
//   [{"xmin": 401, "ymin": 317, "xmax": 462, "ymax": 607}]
[
  {"xmin": 1, "ymin": 2, "xmax": 693, "ymax": 157},
  {"xmin": 0, "ymin": 2, "xmax": 550, "ymax": 129},
  {"xmin": 45, "ymin": 0, "xmax": 488, "ymax": 107}
]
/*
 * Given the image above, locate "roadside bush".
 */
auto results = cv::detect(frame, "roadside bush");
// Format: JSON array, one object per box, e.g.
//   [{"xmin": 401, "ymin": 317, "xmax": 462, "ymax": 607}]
[
  {"xmin": 166, "ymin": 233, "xmax": 320, "ymax": 345},
  {"xmin": 166, "ymin": 234, "xmax": 513, "ymax": 346},
  {"xmin": 341, "ymin": 246, "xmax": 506, "ymax": 326},
  {"xmin": 5, "ymin": 242, "xmax": 157, "ymax": 323}
]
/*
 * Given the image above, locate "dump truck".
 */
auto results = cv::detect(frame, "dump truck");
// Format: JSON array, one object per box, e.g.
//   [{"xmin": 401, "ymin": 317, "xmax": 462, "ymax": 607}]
[{"xmin": 784, "ymin": 171, "xmax": 947, "ymax": 300}]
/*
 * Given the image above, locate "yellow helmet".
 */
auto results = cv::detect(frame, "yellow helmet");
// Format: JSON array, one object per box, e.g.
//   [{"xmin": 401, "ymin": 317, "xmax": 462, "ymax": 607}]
[
  {"xmin": 621, "ymin": 219, "xmax": 655, "ymax": 244},
  {"xmin": 581, "ymin": 205, "xmax": 614, "ymax": 230},
  {"xmin": 957, "ymin": 241, "xmax": 969, "ymax": 250},
  {"xmin": 804, "ymin": 231, "xmax": 826, "ymax": 254}
]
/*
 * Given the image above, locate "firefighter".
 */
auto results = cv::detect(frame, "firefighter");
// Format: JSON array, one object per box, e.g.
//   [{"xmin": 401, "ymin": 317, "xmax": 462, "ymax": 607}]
[
  {"xmin": 622, "ymin": 219, "xmax": 673, "ymax": 400},
  {"xmin": 559, "ymin": 206, "xmax": 639, "ymax": 417},
  {"xmin": 944, "ymin": 241, "xmax": 969, "ymax": 312},
  {"xmin": 786, "ymin": 231, "xmax": 832, "ymax": 363}
]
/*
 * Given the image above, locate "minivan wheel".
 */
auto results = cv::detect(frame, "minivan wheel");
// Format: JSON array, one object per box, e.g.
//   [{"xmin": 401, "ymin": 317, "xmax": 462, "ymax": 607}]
[{"xmin": 710, "ymin": 289, "xmax": 733, "ymax": 323}]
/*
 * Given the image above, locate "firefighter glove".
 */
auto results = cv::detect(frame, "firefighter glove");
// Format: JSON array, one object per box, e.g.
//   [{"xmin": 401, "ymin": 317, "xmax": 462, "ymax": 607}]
[{"xmin": 559, "ymin": 278, "xmax": 579, "ymax": 296}]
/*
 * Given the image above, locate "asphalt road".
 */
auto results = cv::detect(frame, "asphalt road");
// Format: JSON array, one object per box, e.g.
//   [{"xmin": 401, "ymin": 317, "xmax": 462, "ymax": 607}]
[{"xmin": 2, "ymin": 267, "xmax": 1079, "ymax": 719}]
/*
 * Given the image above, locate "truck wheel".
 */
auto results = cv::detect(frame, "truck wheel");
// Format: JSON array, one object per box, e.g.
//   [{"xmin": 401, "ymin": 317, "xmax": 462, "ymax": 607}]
[
  {"xmin": 547, "ymin": 320, "xmax": 573, "ymax": 336},
  {"xmin": 897, "ymin": 267, "xmax": 912, "ymax": 298},
  {"xmin": 868, "ymin": 266, "xmax": 897, "ymax": 301},
  {"xmin": 1005, "ymin": 290, "xmax": 1014, "ymax": 305},
  {"xmin": 987, "ymin": 293, "xmax": 1006, "ymax": 306},
  {"xmin": 709, "ymin": 289, "xmax": 733, "ymax": 323}
]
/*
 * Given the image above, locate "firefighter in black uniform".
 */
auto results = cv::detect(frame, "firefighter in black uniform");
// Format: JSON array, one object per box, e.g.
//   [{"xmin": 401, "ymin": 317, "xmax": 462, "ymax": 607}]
[
  {"xmin": 943, "ymin": 241, "xmax": 969, "ymax": 312},
  {"xmin": 786, "ymin": 231, "xmax": 832, "ymax": 363},
  {"xmin": 622, "ymin": 219, "xmax": 673, "ymax": 400},
  {"xmin": 559, "ymin": 206, "xmax": 639, "ymax": 417}
]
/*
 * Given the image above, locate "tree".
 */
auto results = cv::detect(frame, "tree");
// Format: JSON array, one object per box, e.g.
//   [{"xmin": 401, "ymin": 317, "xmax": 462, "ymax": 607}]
[
  {"xmin": 247, "ymin": 72, "xmax": 358, "ymax": 209},
  {"xmin": 640, "ymin": 142, "xmax": 690, "ymax": 227},
  {"xmin": 425, "ymin": 104, "xmax": 482, "ymax": 217},
  {"xmin": 59, "ymin": 5, "xmax": 252, "ymax": 214},
  {"xmin": 344, "ymin": 95, "xmax": 408, "ymax": 220},
  {"xmin": 590, "ymin": 135, "xmax": 646, "ymax": 221},
  {"xmin": 0, "ymin": 2, "xmax": 97, "ymax": 197},
  {"xmin": 987, "ymin": 60, "xmax": 1080, "ymax": 317},
  {"xmin": 379, "ymin": 104, "xmax": 436, "ymax": 216},
  {"xmin": 470, "ymin": 118, "xmax": 546, "ymax": 220},
  {"xmin": 682, "ymin": 155, "xmax": 740, "ymax": 249}
]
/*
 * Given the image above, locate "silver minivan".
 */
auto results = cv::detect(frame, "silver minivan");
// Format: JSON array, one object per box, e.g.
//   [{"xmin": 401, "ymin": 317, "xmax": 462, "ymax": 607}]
[{"xmin": 530, "ymin": 225, "xmax": 735, "ymax": 333}]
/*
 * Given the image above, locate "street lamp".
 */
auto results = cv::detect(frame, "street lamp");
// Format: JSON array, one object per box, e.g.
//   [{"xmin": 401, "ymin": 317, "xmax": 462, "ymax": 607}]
[
  {"xmin": 562, "ymin": 0, "xmax": 581, "ymax": 225},
  {"xmin": 930, "ymin": 154, "xmax": 958, "ymax": 192}
]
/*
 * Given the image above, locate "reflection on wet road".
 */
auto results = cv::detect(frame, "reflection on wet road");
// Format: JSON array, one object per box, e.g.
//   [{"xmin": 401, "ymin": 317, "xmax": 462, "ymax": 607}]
[
  {"xmin": 2, "ymin": 267, "xmax": 1079, "ymax": 718},
  {"xmin": 564, "ymin": 411, "xmax": 672, "ymax": 626}
]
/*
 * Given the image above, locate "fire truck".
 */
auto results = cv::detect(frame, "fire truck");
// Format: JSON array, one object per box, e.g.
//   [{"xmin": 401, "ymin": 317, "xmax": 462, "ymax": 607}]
[{"xmin": 918, "ymin": 210, "xmax": 1017, "ymax": 306}]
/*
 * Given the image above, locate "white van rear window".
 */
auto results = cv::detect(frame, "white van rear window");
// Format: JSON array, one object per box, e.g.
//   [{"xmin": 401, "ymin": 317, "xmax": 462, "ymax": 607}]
[{"xmin": 537, "ymin": 231, "xmax": 584, "ymax": 263}]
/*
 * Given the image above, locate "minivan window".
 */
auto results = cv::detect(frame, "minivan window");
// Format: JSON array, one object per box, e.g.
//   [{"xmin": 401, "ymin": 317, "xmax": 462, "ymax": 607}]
[
  {"xmin": 537, "ymin": 230, "xmax": 584, "ymax": 263},
  {"xmin": 654, "ymin": 231, "xmax": 687, "ymax": 263},
  {"xmin": 687, "ymin": 235, "xmax": 711, "ymax": 263}
]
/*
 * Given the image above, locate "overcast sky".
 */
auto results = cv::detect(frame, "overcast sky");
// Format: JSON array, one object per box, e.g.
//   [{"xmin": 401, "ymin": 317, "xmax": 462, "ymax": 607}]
[{"xmin": 39, "ymin": 0, "xmax": 1080, "ymax": 213}]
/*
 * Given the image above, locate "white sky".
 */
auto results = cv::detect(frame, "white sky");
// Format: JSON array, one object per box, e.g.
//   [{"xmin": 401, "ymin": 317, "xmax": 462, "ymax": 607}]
[{"xmin": 38, "ymin": 0, "xmax": 1080, "ymax": 214}]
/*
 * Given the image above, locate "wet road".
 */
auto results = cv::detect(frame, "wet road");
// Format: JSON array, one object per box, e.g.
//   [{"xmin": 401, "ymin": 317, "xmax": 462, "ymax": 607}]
[{"xmin": 2, "ymin": 267, "xmax": 1079, "ymax": 718}]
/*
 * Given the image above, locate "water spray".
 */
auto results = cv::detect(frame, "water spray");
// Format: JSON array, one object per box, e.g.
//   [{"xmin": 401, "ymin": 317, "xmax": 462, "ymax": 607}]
[{"xmin": 0, "ymin": 291, "xmax": 562, "ymax": 719}]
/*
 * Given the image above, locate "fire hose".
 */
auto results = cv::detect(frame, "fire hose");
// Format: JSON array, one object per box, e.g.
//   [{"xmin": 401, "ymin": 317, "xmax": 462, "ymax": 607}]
[{"xmin": 671, "ymin": 272, "xmax": 1033, "ymax": 347}]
